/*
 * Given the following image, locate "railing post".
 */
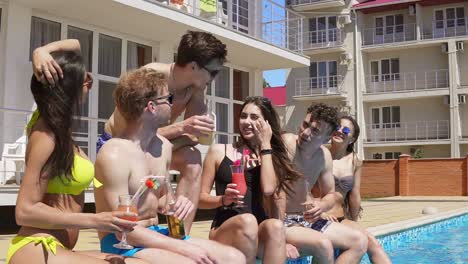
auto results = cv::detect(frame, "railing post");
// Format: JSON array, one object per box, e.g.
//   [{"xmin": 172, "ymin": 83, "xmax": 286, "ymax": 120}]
[
  {"xmin": 437, "ymin": 121, "xmax": 439, "ymax": 139},
  {"xmin": 426, "ymin": 121, "xmax": 429, "ymax": 140},
  {"xmin": 435, "ymin": 70, "xmax": 438, "ymax": 88}
]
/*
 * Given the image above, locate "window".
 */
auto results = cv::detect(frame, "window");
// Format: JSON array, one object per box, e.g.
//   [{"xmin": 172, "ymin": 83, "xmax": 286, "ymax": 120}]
[
  {"xmin": 127, "ymin": 41, "xmax": 152, "ymax": 70},
  {"xmin": 98, "ymin": 34, "xmax": 122, "ymax": 77},
  {"xmin": 30, "ymin": 17, "xmax": 61, "ymax": 59},
  {"xmin": 371, "ymin": 106, "xmax": 400, "ymax": 129},
  {"xmin": 385, "ymin": 152, "xmax": 401, "ymax": 159},
  {"xmin": 97, "ymin": 81, "xmax": 117, "ymax": 134},
  {"xmin": 370, "ymin": 58, "xmax": 399, "ymax": 82},
  {"xmin": 67, "ymin": 26, "xmax": 93, "ymax": 71},
  {"xmin": 375, "ymin": 14, "xmax": 403, "ymax": 36},
  {"xmin": 309, "ymin": 61, "xmax": 338, "ymax": 88},
  {"xmin": 232, "ymin": 0, "xmax": 249, "ymax": 33},
  {"xmin": 372, "ymin": 153, "xmax": 383, "ymax": 159},
  {"xmin": 309, "ymin": 16, "xmax": 337, "ymax": 43},
  {"xmin": 435, "ymin": 8, "xmax": 465, "ymax": 29},
  {"xmin": 207, "ymin": 67, "xmax": 250, "ymax": 144}
]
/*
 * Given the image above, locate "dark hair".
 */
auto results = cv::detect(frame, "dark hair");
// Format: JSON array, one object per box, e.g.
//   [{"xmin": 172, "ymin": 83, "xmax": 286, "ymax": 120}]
[
  {"xmin": 236, "ymin": 96, "xmax": 302, "ymax": 195},
  {"xmin": 306, "ymin": 103, "xmax": 339, "ymax": 136},
  {"xmin": 340, "ymin": 115, "xmax": 360, "ymax": 153},
  {"xmin": 114, "ymin": 68, "xmax": 167, "ymax": 121},
  {"xmin": 176, "ymin": 31, "xmax": 227, "ymax": 67},
  {"xmin": 31, "ymin": 51, "xmax": 86, "ymax": 181}
]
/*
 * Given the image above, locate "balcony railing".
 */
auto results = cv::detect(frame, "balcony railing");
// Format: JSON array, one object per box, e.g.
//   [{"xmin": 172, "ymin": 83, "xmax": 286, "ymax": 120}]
[
  {"xmin": 362, "ymin": 23, "xmax": 417, "ymax": 46},
  {"xmin": 302, "ymin": 28, "xmax": 344, "ymax": 50},
  {"xmin": 365, "ymin": 70, "xmax": 449, "ymax": 94},
  {"xmin": 365, "ymin": 120, "xmax": 450, "ymax": 143},
  {"xmin": 150, "ymin": 0, "xmax": 304, "ymax": 53},
  {"xmin": 422, "ymin": 18, "xmax": 468, "ymax": 40},
  {"xmin": 295, "ymin": 75, "xmax": 345, "ymax": 96},
  {"xmin": 262, "ymin": 0, "xmax": 304, "ymax": 52},
  {"xmin": 287, "ymin": 0, "xmax": 343, "ymax": 6}
]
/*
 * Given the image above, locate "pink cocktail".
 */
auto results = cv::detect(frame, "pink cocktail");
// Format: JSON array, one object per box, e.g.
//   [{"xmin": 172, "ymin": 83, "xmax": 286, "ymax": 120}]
[{"xmin": 230, "ymin": 165, "xmax": 246, "ymax": 207}]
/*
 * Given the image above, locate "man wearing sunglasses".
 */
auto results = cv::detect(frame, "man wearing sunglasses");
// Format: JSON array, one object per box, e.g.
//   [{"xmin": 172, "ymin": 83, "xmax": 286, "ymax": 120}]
[
  {"xmin": 279, "ymin": 103, "xmax": 368, "ymax": 264},
  {"xmin": 33, "ymin": 31, "xmax": 227, "ymax": 233},
  {"xmin": 94, "ymin": 68, "xmax": 244, "ymax": 264}
]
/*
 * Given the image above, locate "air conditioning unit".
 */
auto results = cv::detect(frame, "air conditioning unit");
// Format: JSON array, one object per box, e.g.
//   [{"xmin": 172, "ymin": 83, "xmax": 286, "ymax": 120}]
[
  {"xmin": 443, "ymin": 95, "xmax": 450, "ymax": 105},
  {"xmin": 459, "ymin": 94, "xmax": 467, "ymax": 104},
  {"xmin": 456, "ymin": 41, "xmax": 464, "ymax": 52},
  {"xmin": 441, "ymin": 43, "xmax": 449, "ymax": 53},
  {"xmin": 409, "ymin": 4, "xmax": 416, "ymax": 16},
  {"xmin": 340, "ymin": 52, "xmax": 353, "ymax": 65}
]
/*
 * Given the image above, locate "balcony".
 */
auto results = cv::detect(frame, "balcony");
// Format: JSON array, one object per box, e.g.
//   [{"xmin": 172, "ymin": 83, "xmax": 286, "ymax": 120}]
[
  {"xmin": 365, "ymin": 120, "xmax": 450, "ymax": 143},
  {"xmin": 362, "ymin": 23, "xmax": 417, "ymax": 46},
  {"xmin": 302, "ymin": 28, "xmax": 345, "ymax": 52},
  {"xmin": 287, "ymin": 0, "xmax": 345, "ymax": 11},
  {"xmin": 365, "ymin": 70, "xmax": 449, "ymax": 94},
  {"xmin": 151, "ymin": 0, "xmax": 305, "ymax": 53},
  {"xmin": 18, "ymin": 0, "xmax": 309, "ymax": 70},
  {"xmin": 422, "ymin": 18, "xmax": 468, "ymax": 40},
  {"xmin": 294, "ymin": 75, "xmax": 346, "ymax": 99}
]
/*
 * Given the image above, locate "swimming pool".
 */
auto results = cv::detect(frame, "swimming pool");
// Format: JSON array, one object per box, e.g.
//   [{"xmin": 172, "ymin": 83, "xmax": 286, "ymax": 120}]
[{"xmin": 361, "ymin": 213, "xmax": 468, "ymax": 264}]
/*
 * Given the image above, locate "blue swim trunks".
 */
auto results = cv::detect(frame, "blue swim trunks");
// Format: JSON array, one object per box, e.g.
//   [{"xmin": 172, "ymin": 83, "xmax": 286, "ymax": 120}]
[
  {"xmin": 96, "ymin": 131, "xmax": 112, "ymax": 154},
  {"xmin": 100, "ymin": 225, "xmax": 190, "ymax": 257}
]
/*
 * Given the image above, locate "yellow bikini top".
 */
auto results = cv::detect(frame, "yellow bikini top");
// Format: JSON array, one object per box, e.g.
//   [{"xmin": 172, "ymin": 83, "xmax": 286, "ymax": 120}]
[{"xmin": 27, "ymin": 110, "xmax": 102, "ymax": 195}]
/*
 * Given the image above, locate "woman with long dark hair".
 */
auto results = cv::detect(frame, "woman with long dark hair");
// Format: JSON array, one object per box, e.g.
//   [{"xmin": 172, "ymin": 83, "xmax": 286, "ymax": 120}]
[
  {"xmin": 324, "ymin": 115, "xmax": 391, "ymax": 264},
  {"xmin": 199, "ymin": 96, "xmax": 301, "ymax": 263},
  {"xmin": 7, "ymin": 41, "xmax": 144, "ymax": 264}
]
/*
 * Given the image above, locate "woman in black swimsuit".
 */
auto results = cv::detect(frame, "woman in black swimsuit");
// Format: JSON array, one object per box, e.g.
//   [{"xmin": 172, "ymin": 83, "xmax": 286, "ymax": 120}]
[
  {"xmin": 324, "ymin": 115, "xmax": 391, "ymax": 264},
  {"xmin": 199, "ymin": 96, "xmax": 301, "ymax": 264}
]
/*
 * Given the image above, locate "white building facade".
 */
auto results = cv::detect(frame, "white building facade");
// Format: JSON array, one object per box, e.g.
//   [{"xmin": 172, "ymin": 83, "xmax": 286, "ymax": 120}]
[{"xmin": 284, "ymin": 0, "xmax": 468, "ymax": 160}]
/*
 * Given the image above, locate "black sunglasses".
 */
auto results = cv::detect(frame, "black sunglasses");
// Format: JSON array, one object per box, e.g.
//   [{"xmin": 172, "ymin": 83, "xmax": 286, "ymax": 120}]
[
  {"xmin": 200, "ymin": 64, "xmax": 220, "ymax": 78},
  {"xmin": 152, "ymin": 93, "xmax": 174, "ymax": 105}
]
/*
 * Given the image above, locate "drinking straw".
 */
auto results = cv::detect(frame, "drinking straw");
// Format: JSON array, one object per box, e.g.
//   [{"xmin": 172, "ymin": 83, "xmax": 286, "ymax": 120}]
[{"xmin": 130, "ymin": 175, "xmax": 164, "ymax": 205}]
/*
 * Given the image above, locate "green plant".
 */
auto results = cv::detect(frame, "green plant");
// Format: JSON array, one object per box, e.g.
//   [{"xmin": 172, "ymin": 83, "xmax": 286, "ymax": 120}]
[{"xmin": 412, "ymin": 148, "xmax": 423, "ymax": 159}]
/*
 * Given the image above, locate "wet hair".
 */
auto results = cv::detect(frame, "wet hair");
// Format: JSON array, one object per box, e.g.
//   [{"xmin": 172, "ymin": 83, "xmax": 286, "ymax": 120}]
[
  {"xmin": 114, "ymin": 68, "xmax": 168, "ymax": 121},
  {"xmin": 306, "ymin": 103, "xmax": 339, "ymax": 137},
  {"xmin": 236, "ymin": 96, "xmax": 302, "ymax": 195},
  {"xmin": 176, "ymin": 31, "xmax": 227, "ymax": 68},
  {"xmin": 30, "ymin": 51, "xmax": 86, "ymax": 181},
  {"xmin": 340, "ymin": 115, "xmax": 360, "ymax": 153}
]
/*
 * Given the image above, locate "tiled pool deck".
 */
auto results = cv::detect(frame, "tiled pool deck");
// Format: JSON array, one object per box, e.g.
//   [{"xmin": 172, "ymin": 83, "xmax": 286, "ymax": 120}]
[{"xmin": 1, "ymin": 196, "xmax": 467, "ymax": 263}]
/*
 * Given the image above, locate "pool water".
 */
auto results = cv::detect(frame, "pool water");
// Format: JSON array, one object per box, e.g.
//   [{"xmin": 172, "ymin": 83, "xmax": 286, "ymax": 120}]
[{"xmin": 362, "ymin": 213, "xmax": 468, "ymax": 264}]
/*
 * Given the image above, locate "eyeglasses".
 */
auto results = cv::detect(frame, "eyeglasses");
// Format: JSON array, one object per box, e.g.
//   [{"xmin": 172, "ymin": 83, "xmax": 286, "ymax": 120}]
[
  {"xmin": 152, "ymin": 93, "xmax": 174, "ymax": 105},
  {"xmin": 336, "ymin": 126, "xmax": 351, "ymax": 135},
  {"xmin": 200, "ymin": 64, "xmax": 219, "ymax": 78}
]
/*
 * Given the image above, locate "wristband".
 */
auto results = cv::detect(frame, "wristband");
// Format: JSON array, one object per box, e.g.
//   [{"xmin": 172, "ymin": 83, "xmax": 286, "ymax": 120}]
[
  {"xmin": 260, "ymin": 149, "xmax": 273, "ymax": 156},
  {"xmin": 221, "ymin": 195, "xmax": 227, "ymax": 206}
]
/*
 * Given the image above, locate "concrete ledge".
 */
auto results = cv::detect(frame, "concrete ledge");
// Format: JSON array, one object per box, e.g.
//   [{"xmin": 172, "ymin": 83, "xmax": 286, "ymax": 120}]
[{"xmin": 368, "ymin": 207, "xmax": 468, "ymax": 237}]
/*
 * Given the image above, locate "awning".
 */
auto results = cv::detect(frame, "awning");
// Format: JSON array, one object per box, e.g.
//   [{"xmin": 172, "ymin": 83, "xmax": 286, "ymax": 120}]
[{"xmin": 353, "ymin": 0, "xmax": 420, "ymax": 10}]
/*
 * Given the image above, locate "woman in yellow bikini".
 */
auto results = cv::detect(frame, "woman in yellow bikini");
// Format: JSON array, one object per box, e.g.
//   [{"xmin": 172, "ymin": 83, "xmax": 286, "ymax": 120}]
[{"xmin": 7, "ymin": 40, "xmax": 146, "ymax": 264}]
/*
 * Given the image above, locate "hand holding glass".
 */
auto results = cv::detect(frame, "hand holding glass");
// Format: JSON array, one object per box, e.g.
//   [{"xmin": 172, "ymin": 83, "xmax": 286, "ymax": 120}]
[
  {"xmin": 230, "ymin": 164, "xmax": 247, "ymax": 208},
  {"xmin": 113, "ymin": 195, "xmax": 138, "ymax": 249}
]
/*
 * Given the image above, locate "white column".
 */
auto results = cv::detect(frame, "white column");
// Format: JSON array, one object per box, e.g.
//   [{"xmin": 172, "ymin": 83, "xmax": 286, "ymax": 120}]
[
  {"xmin": 354, "ymin": 11, "xmax": 365, "ymax": 160},
  {"xmin": 250, "ymin": 69, "xmax": 263, "ymax": 96},
  {"xmin": 448, "ymin": 40, "xmax": 460, "ymax": 157},
  {"xmin": 155, "ymin": 41, "xmax": 175, "ymax": 63},
  {"xmin": 415, "ymin": 4, "xmax": 422, "ymax": 41}
]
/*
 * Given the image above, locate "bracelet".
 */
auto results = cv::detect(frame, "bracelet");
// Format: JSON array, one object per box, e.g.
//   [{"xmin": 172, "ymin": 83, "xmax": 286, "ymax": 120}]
[
  {"xmin": 221, "ymin": 195, "xmax": 226, "ymax": 206},
  {"xmin": 260, "ymin": 149, "xmax": 273, "ymax": 156}
]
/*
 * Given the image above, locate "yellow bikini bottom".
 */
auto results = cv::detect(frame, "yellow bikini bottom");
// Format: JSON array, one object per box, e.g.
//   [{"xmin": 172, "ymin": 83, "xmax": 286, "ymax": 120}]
[{"xmin": 6, "ymin": 235, "xmax": 66, "ymax": 264}]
